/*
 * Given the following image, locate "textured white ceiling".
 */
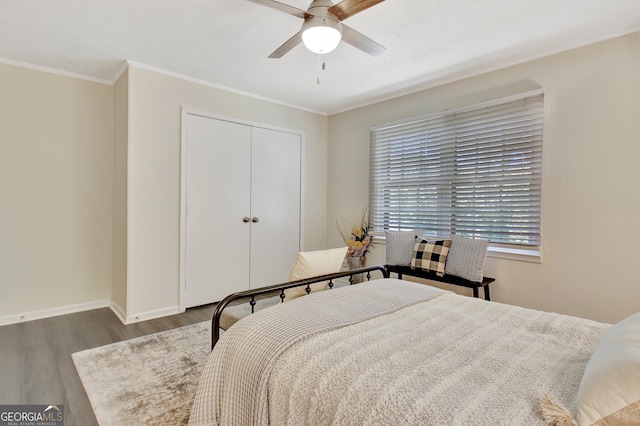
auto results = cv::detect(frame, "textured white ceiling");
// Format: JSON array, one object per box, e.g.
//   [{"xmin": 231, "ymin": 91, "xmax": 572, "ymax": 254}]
[{"xmin": 1, "ymin": 0, "xmax": 639, "ymax": 114}]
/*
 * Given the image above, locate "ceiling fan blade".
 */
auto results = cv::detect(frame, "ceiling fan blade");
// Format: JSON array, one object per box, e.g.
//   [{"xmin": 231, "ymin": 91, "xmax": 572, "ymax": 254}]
[
  {"xmin": 340, "ymin": 24, "xmax": 385, "ymax": 56},
  {"xmin": 244, "ymin": 0, "xmax": 308, "ymax": 19},
  {"xmin": 268, "ymin": 31, "xmax": 303, "ymax": 58},
  {"xmin": 328, "ymin": 0, "xmax": 384, "ymax": 21}
]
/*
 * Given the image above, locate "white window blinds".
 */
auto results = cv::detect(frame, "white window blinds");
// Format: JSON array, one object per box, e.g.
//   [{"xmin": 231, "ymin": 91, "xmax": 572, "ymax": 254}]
[{"xmin": 370, "ymin": 90, "xmax": 544, "ymax": 246}]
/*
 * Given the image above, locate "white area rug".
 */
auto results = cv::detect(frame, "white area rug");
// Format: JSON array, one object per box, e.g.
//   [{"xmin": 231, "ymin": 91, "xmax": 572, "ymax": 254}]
[{"xmin": 72, "ymin": 322, "xmax": 211, "ymax": 425}]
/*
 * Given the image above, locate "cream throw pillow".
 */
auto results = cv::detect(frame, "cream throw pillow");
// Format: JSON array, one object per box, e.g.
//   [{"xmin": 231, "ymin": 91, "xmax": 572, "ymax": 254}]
[
  {"xmin": 576, "ymin": 312, "xmax": 640, "ymax": 425},
  {"xmin": 284, "ymin": 247, "xmax": 347, "ymax": 301}
]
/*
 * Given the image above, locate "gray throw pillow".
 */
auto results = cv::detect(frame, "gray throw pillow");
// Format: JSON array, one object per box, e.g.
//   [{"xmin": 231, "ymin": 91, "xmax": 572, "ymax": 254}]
[
  {"xmin": 445, "ymin": 234, "xmax": 490, "ymax": 282},
  {"xmin": 385, "ymin": 230, "xmax": 419, "ymax": 266}
]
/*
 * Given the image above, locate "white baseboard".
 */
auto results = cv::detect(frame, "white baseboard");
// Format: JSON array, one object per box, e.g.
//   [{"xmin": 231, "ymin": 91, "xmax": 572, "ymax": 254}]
[
  {"xmin": 0, "ymin": 300, "xmax": 185, "ymax": 327},
  {"xmin": 109, "ymin": 301, "xmax": 127, "ymax": 324},
  {"xmin": 122, "ymin": 305, "xmax": 182, "ymax": 325},
  {"xmin": 0, "ymin": 299, "xmax": 111, "ymax": 327}
]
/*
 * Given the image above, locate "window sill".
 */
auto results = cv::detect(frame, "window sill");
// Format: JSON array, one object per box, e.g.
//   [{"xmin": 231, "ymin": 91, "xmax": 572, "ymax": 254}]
[{"xmin": 487, "ymin": 245, "xmax": 541, "ymax": 263}]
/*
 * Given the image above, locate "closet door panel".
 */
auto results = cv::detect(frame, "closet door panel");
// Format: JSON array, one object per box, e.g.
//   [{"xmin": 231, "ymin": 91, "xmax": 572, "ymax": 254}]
[
  {"xmin": 185, "ymin": 115, "xmax": 252, "ymax": 307},
  {"xmin": 250, "ymin": 127, "xmax": 301, "ymax": 289}
]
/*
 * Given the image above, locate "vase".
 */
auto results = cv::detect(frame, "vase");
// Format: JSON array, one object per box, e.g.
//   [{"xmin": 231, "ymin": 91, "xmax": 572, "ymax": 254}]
[{"xmin": 347, "ymin": 256, "xmax": 365, "ymax": 283}]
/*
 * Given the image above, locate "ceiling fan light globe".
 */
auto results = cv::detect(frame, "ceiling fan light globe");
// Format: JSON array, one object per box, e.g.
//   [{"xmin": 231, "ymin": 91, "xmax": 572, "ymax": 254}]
[{"xmin": 301, "ymin": 16, "xmax": 342, "ymax": 54}]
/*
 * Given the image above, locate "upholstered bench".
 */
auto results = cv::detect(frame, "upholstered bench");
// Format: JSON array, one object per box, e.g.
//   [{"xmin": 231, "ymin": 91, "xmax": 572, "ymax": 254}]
[{"xmin": 384, "ymin": 264, "xmax": 494, "ymax": 301}]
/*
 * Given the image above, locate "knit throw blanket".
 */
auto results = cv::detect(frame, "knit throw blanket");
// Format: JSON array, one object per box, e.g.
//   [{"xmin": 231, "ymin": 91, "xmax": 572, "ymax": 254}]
[
  {"xmin": 189, "ymin": 279, "xmax": 609, "ymax": 425},
  {"xmin": 189, "ymin": 279, "xmax": 445, "ymax": 425}
]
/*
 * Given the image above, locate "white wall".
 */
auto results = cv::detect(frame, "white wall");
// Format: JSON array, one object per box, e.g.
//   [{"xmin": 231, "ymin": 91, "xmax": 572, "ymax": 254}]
[
  {"xmin": 112, "ymin": 68, "xmax": 129, "ymax": 317},
  {"xmin": 327, "ymin": 32, "xmax": 640, "ymax": 324},
  {"xmin": 0, "ymin": 62, "xmax": 114, "ymax": 324},
  {"xmin": 123, "ymin": 65, "xmax": 329, "ymax": 322}
]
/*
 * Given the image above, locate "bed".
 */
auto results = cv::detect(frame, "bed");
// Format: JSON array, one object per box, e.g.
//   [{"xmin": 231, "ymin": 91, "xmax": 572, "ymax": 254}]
[{"xmin": 189, "ymin": 266, "xmax": 640, "ymax": 426}]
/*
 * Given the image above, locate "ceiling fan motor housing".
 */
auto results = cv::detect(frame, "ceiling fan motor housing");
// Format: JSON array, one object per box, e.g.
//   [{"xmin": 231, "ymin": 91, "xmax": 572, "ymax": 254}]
[
  {"xmin": 301, "ymin": 0, "xmax": 343, "ymax": 54},
  {"xmin": 250, "ymin": 0, "xmax": 386, "ymax": 58}
]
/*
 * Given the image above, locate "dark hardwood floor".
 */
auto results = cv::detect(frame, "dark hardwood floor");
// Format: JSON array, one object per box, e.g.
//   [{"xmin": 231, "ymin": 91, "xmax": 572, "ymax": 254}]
[{"xmin": 0, "ymin": 304, "xmax": 216, "ymax": 426}]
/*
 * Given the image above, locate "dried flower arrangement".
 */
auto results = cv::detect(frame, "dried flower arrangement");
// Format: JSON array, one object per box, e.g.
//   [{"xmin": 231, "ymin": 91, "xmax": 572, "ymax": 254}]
[{"xmin": 336, "ymin": 209, "xmax": 374, "ymax": 259}]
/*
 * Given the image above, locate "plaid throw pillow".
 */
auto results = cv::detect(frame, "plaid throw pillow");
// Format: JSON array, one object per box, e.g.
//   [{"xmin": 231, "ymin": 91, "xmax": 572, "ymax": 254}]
[{"xmin": 411, "ymin": 239, "xmax": 452, "ymax": 277}]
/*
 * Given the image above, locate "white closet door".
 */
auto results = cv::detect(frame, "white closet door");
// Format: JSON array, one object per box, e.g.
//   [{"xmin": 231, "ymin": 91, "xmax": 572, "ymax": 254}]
[
  {"xmin": 185, "ymin": 115, "xmax": 252, "ymax": 307},
  {"xmin": 250, "ymin": 127, "xmax": 301, "ymax": 289}
]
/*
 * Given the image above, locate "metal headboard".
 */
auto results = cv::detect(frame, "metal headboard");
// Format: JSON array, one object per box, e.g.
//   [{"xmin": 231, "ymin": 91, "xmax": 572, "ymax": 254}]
[{"xmin": 210, "ymin": 264, "xmax": 389, "ymax": 349}]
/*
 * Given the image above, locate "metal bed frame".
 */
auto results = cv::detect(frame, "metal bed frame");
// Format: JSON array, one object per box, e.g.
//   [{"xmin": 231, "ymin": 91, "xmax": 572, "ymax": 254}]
[{"xmin": 210, "ymin": 265, "xmax": 389, "ymax": 349}]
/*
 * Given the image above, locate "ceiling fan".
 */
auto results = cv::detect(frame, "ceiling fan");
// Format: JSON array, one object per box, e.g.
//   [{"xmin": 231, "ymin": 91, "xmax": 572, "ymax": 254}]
[{"xmin": 245, "ymin": 0, "xmax": 386, "ymax": 58}]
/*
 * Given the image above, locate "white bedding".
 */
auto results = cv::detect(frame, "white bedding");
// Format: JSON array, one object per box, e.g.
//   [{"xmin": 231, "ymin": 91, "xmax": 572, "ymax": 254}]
[{"xmin": 189, "ymin": 278, "xmax": 609, "ymax": 426}]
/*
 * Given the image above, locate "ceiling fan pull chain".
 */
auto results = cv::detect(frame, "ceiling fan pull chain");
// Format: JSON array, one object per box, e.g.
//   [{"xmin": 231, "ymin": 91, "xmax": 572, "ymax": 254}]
[{"xmin": 316, "ymin": 53, "xmax": 328, "ymax": 85}]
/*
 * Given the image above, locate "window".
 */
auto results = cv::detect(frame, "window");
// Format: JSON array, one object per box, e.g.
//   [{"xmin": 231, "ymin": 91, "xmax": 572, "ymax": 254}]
[{"xmin": 369, "ymin": 90, "xmax": 543, "ymax": 247}]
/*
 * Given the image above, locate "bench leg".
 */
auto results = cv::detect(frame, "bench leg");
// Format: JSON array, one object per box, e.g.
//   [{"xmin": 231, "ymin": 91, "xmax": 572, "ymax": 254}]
[
  {"xmin": 472, "ymin": 287, "xmax": 479, "ymax": 298},
  {"xmin": 484, "ymin": 285, "xmax": 491, "ymax": 301}
]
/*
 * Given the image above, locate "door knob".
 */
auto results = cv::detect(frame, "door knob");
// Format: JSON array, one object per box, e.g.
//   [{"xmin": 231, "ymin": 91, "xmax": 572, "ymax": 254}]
[
  {"xmin": 242, "ymin": 216, "xmax": 250, "ymax": 223},
  {"xmin": 251, "ymin": 217, "xmax": 259, "ymax": 223}
]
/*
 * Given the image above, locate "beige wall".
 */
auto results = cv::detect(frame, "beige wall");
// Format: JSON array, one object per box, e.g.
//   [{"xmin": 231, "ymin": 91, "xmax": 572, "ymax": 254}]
[
  {"xmin": 3, "ymin": 32, "xmax": 639, "ymax": 325},
  {"xmin": 327, "ymin": 32, "xmax": 640, "ymax": 323},
  {"xmin": 124, "ymin": 66, "xmax": 328, "ymax": 321},
  {"xmin": 0, "ymin": 62, "xmax": 114, "ymax": 323},
  {"xmin": 0, "ymin": 60, "xmax": 328, "ymax": 324}
]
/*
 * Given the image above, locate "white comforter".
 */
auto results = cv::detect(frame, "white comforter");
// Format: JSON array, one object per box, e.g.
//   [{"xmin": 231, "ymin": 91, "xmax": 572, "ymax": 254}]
[{"xmin": 189, "ymin": 279, "xmax": 609, "ymax": 426}]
